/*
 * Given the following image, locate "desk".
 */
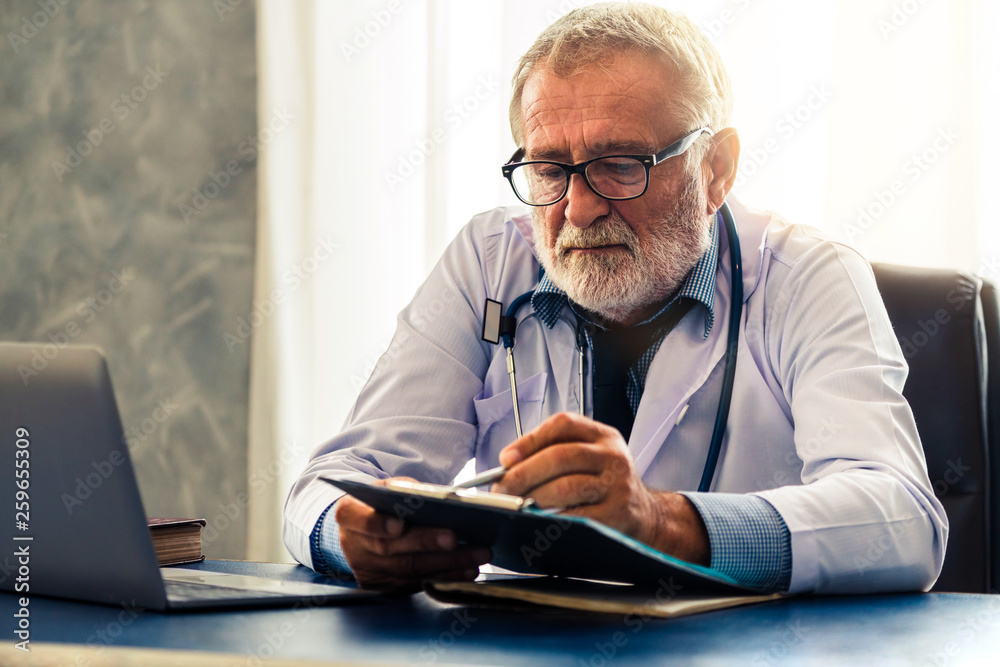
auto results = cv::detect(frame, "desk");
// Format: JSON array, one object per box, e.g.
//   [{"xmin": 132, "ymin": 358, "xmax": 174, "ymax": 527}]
[{"xmin": 3, "ymin": 560, "xmax": 999, "ymax": 666}]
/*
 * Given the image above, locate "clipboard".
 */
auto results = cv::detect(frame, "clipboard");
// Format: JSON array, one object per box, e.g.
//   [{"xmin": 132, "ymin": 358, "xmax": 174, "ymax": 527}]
[
  {"xmin": 324, "ymin": 478, "xmax": 760, "ymax": 594},
  {"xmin": 377, "ymin": 479, "xmax": 537, "ymax": 511}
]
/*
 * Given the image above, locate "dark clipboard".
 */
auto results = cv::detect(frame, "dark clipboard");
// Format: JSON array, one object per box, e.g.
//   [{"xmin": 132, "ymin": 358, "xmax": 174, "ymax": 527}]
[{"xmin": 324, "ymin": 478, "xmax": 759, "ymax": 594}]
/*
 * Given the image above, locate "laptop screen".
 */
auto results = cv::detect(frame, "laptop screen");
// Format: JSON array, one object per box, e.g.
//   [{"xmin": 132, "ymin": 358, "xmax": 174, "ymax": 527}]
[{"xmin": 0, "ymin": 343, "xmax": 167, "ymax": 608}]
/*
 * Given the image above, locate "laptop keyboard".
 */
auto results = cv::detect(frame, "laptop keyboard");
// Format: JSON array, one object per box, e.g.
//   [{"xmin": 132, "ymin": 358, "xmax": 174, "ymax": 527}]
[{"xmin": 165, "ymin": 578, "xmax": 288, "ymax": 602}]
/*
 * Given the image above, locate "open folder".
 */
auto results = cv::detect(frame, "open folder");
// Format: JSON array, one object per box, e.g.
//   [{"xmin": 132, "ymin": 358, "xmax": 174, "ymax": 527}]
[
  {"xmin": 424, "ymin": 576, "xmax": 782, "ymax": 617},
  {"xmin": 325, "ymin": 478, "xmax": 764, "ymax": 595}
]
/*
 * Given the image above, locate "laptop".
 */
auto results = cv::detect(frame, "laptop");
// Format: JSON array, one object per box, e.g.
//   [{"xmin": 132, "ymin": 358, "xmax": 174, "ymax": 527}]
[{"xmin": 0, "ymin": 342, "xmax": 376, "ymax": 610}]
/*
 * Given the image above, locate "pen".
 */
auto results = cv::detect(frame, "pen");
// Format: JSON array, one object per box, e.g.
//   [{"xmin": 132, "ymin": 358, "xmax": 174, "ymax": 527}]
[{"xmin": 454, "ymin": 464, "xmax": 507, "ymax": 489}]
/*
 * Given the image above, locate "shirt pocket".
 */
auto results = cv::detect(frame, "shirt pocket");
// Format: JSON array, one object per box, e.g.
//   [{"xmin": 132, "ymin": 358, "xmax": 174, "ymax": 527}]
[{"xmin": 473, "ymin": 371, "xmax": 548, "ymax": 464}]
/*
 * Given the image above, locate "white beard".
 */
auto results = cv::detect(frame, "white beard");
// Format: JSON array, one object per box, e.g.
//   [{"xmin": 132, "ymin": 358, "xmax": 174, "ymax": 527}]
[{"xmin": 532, "ymin": 174, "xmax": 713, "ymax": 325}]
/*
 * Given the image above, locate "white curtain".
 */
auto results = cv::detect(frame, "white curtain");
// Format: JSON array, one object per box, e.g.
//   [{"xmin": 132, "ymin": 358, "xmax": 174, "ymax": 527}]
[{"xmin": 252, "ymin": 0, "xmax": 996, "ymax": 561}]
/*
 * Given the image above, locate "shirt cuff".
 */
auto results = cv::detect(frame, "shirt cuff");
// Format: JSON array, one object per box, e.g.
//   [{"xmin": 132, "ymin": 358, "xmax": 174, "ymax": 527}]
[
  {"xmin": 681, "ymin": 492, "xmax": 792, "ymax": 592},
  {"xmin": 309, "ymin": 500, "xmax": 355, "ymax": 578}
]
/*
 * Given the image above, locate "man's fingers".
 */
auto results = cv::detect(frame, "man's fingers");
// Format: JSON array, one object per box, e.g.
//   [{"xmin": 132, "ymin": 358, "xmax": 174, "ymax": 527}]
[
  {"xmin": 356, "ymin": 562, "xmax": 483, "ymax": 594},
  {"xmin": 333, "ymin": 477, "xmax": 423, "ymax": 538},
  {"xmin": 332, "ymin": 477, "xmax": 495, "ymax": 592},
  {"xmin": 334, "ymin": 494, "xmax": 406, "ymax": 538},
  {"xmin": 425, "ymin": 567, "xmax": 482, "ymax": 583},
  {"xmin": 354, "ymin": 547, "xmax": 491, "ymax": 587},
  {"xmin": 347, "ymin": 524, "xmax": 461, "ymax": 557},
  {"xmin": 384, "ymin": 547, "xmax": 491, "ymax": 578},
  {"xmin": 493, "ymin": 443, "xmax": 609, "ymax": 496},
  {"xmin": 499, "ymin": 412, "xmax": 615, "ymax": 467},
  {"xmin": 509, "ymin": 473, "xmax": 611, "ymax": 509}
]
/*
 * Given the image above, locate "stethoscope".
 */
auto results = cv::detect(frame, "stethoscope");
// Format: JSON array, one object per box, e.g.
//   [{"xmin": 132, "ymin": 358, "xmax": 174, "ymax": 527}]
[{"xmin": 480, "ymin": 201, "xmax": 742, "ymax": 493}]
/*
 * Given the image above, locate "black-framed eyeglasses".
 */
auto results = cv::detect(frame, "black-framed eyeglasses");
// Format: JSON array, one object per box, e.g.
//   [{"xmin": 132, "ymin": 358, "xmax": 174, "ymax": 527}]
[{"xmin": 501, "ymin": 127, "xmax": 711, "ymax": 207}]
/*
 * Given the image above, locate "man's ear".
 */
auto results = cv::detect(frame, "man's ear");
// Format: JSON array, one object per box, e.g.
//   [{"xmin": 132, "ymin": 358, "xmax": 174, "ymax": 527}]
[{"xmin": 702, "ymin": 128, "xmax": 740, "ymax": 214}]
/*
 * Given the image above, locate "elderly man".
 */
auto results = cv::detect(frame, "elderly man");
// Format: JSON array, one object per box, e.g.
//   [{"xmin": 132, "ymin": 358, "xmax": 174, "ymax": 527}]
[{"xmin": 283, "ymin": 3, "xmax": 946, "ymax": 594}]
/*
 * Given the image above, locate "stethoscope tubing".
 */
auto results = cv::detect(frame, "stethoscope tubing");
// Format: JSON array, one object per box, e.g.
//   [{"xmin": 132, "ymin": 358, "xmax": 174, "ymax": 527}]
[{"xmin": 699, "ymin": 201, "xmax": 742, "ymax": 492}]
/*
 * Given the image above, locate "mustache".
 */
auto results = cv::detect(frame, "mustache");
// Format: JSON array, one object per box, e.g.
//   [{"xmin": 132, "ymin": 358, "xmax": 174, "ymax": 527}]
[{"xmin": 555, "ymin": 214, "xmax": 638, "ymax": 255}]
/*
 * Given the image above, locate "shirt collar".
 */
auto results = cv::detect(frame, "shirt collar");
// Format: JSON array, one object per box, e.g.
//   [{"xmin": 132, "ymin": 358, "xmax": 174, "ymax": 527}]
[{"xmin": 531, "ymin": 213, "xmax": 719, "ymax": 339}]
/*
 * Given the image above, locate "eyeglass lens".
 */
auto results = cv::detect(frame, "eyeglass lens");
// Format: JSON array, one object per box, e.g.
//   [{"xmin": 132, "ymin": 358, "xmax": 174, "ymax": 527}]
[{"xmin": 511, "ymin": 157, "xmax": 647, "ymax": 205}]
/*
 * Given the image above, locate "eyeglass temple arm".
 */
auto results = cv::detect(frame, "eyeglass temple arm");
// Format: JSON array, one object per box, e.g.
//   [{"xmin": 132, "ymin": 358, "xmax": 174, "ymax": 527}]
[
  {"xmin": 650, "ymin": 127, "xmax": 712, "ymax": 166},
  {"xmin": 505, "ymin": 148, "xmax": 525, "ymax": 165}
]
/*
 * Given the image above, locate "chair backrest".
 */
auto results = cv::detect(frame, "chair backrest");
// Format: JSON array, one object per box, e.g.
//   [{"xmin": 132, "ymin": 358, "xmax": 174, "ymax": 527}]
[
  {"xmin": 871, "ymin": 263, "xmax": 992, "ymax": 592},
  {"xmin": 980, "ymin": 279, "xmax": 999, "ymax": 593}
]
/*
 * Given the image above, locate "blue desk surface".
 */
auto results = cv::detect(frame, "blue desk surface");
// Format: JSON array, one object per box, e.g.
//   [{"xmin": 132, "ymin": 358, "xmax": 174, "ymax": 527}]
[{"xmin": 4, "ymin": 560, "xmax": 999, "ymax": 666}]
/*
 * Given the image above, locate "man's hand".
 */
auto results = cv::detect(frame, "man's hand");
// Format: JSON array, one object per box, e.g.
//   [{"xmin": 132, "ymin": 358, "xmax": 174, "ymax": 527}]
[
  {"xmin": 334, "ymin": 478, "xmax": 492, "ymax": 593},
  {"xmin": 492, "ymin": 412, "xmax": 710, "ymax": 565}
]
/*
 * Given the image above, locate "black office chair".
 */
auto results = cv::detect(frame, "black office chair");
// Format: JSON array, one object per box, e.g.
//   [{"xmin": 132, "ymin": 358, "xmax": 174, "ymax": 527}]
[
  {"xmin": 981, "ymin": 279, "xmax": 1000, "ymax": 592},
  {"xmin": 872, "ymin": 263, "xmax": 996, "ymax": 593}
]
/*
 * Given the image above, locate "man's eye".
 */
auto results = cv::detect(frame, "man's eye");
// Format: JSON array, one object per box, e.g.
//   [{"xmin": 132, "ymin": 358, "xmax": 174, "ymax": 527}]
[
  {"xmin": 535, "ymin": 166, "xmax": 564, "ymax": 180},
  {"xmin": 595, "ymin": 159, "xmax": 643, "ymax": 179}
]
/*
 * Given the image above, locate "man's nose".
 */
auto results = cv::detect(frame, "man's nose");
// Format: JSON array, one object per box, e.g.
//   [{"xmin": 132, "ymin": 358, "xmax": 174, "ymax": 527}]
[{"xmin": 563, "ymin": 174, "xmax": 610, "ymax": 228}]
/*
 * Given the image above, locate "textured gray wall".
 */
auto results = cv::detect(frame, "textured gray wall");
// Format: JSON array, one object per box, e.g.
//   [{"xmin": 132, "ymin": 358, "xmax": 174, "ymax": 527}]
[{"xmin": 0, "ymin": 0, "xmax": 257, "ymax": 558}]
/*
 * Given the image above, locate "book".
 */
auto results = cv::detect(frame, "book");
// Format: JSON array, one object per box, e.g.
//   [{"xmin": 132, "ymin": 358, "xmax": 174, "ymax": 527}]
[
  {"xmin": 325, "ymin": 478, "xmax": 760, "ymax": 594},
  {"xmin": 147, "ymin": 517, "xmax": 206, "ymax": 567},
  {"xmin": 425, "ymin": 576, "xmax": 783, "ymax": 618}
]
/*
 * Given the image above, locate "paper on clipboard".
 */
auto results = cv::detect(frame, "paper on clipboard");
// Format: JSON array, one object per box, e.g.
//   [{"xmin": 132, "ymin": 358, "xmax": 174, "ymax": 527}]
[{"xmin": 382, "ymin": 479, "xmax": 536, "ymax": 511}]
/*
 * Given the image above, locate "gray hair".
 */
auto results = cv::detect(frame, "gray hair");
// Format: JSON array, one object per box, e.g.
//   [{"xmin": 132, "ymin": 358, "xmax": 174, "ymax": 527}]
[{"xmin": 509, "ymin": 2, "xmax": 733, "ymax": 165}]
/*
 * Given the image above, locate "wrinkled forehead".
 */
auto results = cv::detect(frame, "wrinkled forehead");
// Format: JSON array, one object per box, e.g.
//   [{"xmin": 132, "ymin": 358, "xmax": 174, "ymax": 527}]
[{"xmin": 519, "ymin": 52, "xmax": 683, "ymax": 159}]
